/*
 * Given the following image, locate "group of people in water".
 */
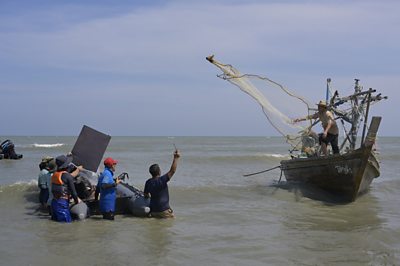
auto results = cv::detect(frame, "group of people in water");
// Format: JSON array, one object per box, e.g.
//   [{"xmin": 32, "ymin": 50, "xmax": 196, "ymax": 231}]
[
  {"xmin": 33, "ymin": 99, "xmax": 336, "ymax": 223},
  {"xmin": 37, "ymin": 150, "xmax": 181, "ymax": 223}
]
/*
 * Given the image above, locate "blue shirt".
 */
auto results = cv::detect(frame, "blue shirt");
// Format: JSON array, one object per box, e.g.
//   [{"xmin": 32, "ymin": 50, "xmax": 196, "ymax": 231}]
[
  {"xmin": 98, "ymin": 168, "xmax": 116, "ymax": 212},
  {"xmin": 38, "ymin": 169, "xmax": 50, "ymax": 189},
  {"xmin": 144, "ymin": 174, "xmax": 170, "ymax": 212}
]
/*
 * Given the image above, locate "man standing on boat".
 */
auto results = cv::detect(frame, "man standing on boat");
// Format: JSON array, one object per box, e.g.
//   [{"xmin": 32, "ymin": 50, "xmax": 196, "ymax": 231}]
[{"xmin": 293, "ymin": 100, "xmax": 339, "ymax": 156}]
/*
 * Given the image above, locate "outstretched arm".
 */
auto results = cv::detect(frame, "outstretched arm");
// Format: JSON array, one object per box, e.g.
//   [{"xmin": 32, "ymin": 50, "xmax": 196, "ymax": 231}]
[
  {"xmin": 167, "ymin": 150, "xmax": 181, "ymax": 180},
  {"xmin": 293, "ymin": 113, "xmax": 317, "ymax": 123}
]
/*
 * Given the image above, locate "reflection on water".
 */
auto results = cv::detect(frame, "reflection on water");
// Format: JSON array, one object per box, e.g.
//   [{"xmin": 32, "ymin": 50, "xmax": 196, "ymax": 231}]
[
  {"xmin": 267, "ymin": 180, "xmax": 383, "ymax": 231},
  {"xmin": 1, "ymin": 136, "xmax": 399, "ymax": 265},
  {"xmin": 271, "ymin": 181, "xmax": 356, "ymax": 205},
  {"xmin": 139, "ymin": 219, "xmax": 175, "ymax": 265},
  {"xmin": 257, "ymin": 181, "xmax": 397, "ymax": 265}
]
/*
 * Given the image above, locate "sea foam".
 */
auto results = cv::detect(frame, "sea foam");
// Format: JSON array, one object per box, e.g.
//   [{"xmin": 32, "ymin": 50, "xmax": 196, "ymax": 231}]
[{"xmin": 32, "ymin": 143, "xmax": 64, "ymax": 148}]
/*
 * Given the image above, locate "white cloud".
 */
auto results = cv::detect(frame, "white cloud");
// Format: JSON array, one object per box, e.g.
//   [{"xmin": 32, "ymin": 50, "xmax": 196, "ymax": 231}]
[
  {"xmin": 0, "ymin": 1, "xmax": 399, "ymax": 135},
  {"xmin": 1, "ymin": 2, "xmax": 396, "ymax": 72}
]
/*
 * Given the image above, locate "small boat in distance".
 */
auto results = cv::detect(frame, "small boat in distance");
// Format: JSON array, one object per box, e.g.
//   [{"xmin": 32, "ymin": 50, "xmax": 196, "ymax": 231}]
[
  {"xmin": 206, "ymin": 55, "xmax": 387, "ymax": 202},
  {"xmin": 0, "ymin": 139, "xmax": 23, "ymax": 160}
]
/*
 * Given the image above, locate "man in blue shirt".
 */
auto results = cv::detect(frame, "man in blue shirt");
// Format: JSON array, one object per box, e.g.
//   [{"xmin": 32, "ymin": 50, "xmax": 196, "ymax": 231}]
[
  {"xmin": 144, "ymin": 150, "xmax": 181, "ymax": 218},
  {"xmin": 96, "ymin": 157, "xmax": 121, "ymax": 220}
]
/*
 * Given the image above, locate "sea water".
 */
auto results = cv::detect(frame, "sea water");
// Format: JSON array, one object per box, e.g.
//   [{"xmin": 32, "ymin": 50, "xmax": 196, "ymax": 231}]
[{"xmin": 0, "ymin": 136, "xmax": 399, "ymax": 265}]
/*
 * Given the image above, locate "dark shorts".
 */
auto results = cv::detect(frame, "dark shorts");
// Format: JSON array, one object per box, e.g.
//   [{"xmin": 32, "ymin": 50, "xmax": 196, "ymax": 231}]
[
  {"xmin": 319, "ymin": 133, "xmax": 339, "ymax": 154},
  {"xmin": 39, "ymin": 188, "xmax": 49, "ymax": 205}
]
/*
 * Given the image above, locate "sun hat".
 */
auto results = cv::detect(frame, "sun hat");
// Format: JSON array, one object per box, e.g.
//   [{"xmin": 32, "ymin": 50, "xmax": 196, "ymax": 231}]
[
  {"xmin": 317, "ymin": 100, "xmax": 327, "ymax": 107},
  {"xmin": 41, "ymin": 156, "xmax": 54, "ymax": 163},
  {"xmin": 55, "ymin": 154, "xmax": 73, "ymax": 169}
]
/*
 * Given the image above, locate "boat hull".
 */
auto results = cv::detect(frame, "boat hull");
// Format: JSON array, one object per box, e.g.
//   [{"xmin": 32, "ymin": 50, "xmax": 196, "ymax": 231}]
[{"xmin": 280, "ymin": 148, "xmax": 380, "ymax": 202}]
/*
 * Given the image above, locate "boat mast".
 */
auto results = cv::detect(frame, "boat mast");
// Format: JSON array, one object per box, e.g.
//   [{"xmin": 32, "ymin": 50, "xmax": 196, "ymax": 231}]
[
  {"xmin": 360, "ymin": 89, "xmax": 373, "ymax": 145},
  {"xmin": 349, "ymin": 79, "xmax": 362, "ymax": 150},
  {"xmin": 326, "ymin": 78, "xmax": 331, "ymax": 102}
]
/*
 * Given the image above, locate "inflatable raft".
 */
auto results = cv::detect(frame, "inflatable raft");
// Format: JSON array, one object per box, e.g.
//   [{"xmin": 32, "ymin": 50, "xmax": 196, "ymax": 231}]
[
  {"xmin": 47, "ymin": 125, "xmax": 150, "ymax": 220},
  {"xmin": 71, "ymin": 170, "xmax": 150, "ymax": 220}
]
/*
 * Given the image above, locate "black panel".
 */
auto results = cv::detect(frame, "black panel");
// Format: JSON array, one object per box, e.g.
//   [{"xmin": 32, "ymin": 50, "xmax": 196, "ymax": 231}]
[{"xmin": 71, "ymin": 125, "xmax": 111, "ymax": 172}]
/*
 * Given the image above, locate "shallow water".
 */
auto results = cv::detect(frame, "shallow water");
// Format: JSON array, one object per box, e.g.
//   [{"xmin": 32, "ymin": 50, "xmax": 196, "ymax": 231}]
[{"xmin": 0, "ymin": 136, "xmax": 399, "ymax": 265}]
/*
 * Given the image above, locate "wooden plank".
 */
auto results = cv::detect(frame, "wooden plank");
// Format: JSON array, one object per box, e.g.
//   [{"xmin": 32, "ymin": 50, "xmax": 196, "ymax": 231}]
[
  {"xmin": 352, "ymin": 116, "xmax": 382, "ymax": 199},
  {"xmin": 363, "ymin": 116, "xmax": 381, "ymax": 148}
]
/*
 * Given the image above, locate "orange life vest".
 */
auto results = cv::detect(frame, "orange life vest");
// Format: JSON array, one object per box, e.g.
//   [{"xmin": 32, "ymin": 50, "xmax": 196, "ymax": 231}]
[
  {"xmin": 51, "ymin": 171, "xmax": 69, "ymax": 198},
  {"xmin": 52, "ymin": 171, "xmax": 67, "ymax": 185}
]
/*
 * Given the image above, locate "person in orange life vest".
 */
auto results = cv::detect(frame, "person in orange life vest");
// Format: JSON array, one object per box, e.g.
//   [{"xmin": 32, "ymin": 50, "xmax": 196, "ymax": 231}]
[
  {"xmin": 293, "ymin": 100, "xmax": 339, "ymax": 156},
  {"xmin": 95, "ymin": 157, "xmax": 121, "ymax": 220},
  {"xmin": 144, "ymin": 149, "xmax": 181, "ymax": 218},
  {"xmin": 51, "ymin": 154, "xmax": 81, "ymax": 223}
]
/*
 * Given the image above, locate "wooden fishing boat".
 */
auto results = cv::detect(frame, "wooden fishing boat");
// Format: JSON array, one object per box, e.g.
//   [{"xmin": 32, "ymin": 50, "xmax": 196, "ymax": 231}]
[
  {"xmin": 206, "ymin": 55, "xmax": 387, "ymax": 202},
  {"xmin": 278, "ymin": 77, "xmax": 387, "ymax": 202},
  {"xmin": 280, "ymin": 116, "xmax": 381, "ymax": 202}
]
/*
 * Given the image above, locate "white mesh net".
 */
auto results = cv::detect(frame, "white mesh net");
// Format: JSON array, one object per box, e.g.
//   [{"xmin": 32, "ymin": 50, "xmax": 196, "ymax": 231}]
[{"xmin": 207, "ymin": 55, "xmax": 317, "ymax": 149}]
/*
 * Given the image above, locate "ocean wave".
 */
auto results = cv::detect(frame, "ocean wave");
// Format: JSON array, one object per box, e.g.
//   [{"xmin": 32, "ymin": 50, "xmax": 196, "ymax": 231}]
[
  {"xmin": 264, "ymin": 153, "xmax": 287, "ymax": 158},
  {"xmin": 238, "ymin": 153, "xmax": 290, "ymax": 160},
  {"xmin": 32, "ymin": 143, "xmax": 65, "ymax": 148},
  {"xmin": 11, "ymin": 179, "xmax": 38, "ymax": 186},
  {"xmin": 186, "ymin": 153, "xmax": 290, "ymax": 163},
  {"xmin": 0, "ymin": 180, "xmax": 37, "ymax": 193}
]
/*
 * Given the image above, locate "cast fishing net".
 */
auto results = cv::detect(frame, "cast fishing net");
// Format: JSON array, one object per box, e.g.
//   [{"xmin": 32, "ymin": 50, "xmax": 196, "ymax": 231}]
[{"xmin": 206, "ymin": 55, "xmax": 317, "ymax": 150}]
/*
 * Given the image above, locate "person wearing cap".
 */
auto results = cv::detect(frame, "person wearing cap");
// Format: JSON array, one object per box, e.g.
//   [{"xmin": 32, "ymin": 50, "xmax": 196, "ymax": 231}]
[
  {"xmin": 50, "ymin": 154, "xmax": 81, "ymax": 222},
  {"xmin": 293, "ymin": 100, "xmax": 339, "ymax": 156},
  {"xmin": 144, "ymin": 149, "xmax": 181, "ymax": 218},
  {"xmin": 37, "ymin": 156, "xmax": 56, "ymax": 210},
  {"xmin": 95, "ymin": 157, "xmax": 121, "ymax": 220}
]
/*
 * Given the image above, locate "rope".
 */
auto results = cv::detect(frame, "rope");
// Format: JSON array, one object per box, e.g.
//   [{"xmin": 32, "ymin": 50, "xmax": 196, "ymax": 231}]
[{"xmin": 243, "ymin": 165, "xmax": 281, "ymax": 177}]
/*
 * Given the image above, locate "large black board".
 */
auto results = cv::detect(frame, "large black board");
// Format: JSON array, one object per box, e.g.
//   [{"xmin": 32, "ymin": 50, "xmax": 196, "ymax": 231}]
[{"xmin": 71, "ymin": 125, "xmax": 111, "ymax": 172}]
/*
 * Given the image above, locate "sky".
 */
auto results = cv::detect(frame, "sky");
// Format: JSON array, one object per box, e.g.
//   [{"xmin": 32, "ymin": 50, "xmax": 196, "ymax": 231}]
[{"xmin": 0, "ymin": 0, "xmax": 398, "ymax": 136}]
